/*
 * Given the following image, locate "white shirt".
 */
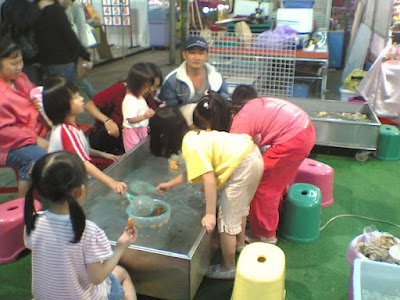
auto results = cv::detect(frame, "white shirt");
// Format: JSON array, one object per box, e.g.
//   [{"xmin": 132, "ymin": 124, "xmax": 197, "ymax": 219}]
[
  {"xmin": 122, "ymin": 93, "xmax": 149, "ymax": 128},
  {"xmin": 25, "ymin": 211, "xmax": 113, "ymax": 300}
]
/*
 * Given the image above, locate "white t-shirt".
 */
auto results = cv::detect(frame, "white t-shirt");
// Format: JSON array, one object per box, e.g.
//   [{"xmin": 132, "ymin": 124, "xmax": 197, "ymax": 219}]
[
  {"xmin": 24, "ymin": 210, "xmax": 114, "ymax": 300},
  {"xmin": 122, "ymin": 93, "xmax": 149, "ymax": 128}
]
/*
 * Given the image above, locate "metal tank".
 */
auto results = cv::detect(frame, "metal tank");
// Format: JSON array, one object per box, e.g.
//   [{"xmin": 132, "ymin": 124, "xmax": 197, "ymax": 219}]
[{"xmin": 83, "ymin": 139, "xmax": 218, "ymax": 300}]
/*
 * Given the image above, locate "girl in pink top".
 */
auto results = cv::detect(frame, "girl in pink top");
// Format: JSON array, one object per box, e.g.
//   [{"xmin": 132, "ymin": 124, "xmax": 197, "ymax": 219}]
[
  {"xmin": 24, "ymin": 151, "xmax": 137, "ymax": 300},
  {"xmin": 230, "ymin": 85, "xmax": 316, "ymax": 243}
]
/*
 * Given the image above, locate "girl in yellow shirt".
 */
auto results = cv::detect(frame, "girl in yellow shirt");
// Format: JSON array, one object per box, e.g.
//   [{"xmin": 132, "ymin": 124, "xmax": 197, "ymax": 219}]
[{"xmin": 150, "ymin": 94, "xmax": 263, "ymax": 280}]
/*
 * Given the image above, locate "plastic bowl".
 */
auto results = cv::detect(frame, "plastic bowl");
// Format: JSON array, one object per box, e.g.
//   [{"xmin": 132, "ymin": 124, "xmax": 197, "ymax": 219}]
[{"xmin": 126, "ymin": 199, "xmax": 172, "ymax": 229}]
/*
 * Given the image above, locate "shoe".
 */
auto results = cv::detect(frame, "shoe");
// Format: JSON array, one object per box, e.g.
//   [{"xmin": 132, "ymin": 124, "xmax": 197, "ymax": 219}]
[
  {"xmin": 205, "ymin": 264, "xmax": 236, "ymax": 280},
  {"xmin": 236, "ymin": 245, "xmax": 246, "ymax": 253},
  {"xmin": 245, "ymin": 234, "xmax": 278, "ymax": 245}
]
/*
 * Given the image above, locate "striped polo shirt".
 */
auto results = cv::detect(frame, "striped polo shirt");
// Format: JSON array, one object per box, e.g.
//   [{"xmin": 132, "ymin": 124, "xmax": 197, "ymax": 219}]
[{"xmin": 25, "ymin": 210, "xmax": 113, "ymax": 299}]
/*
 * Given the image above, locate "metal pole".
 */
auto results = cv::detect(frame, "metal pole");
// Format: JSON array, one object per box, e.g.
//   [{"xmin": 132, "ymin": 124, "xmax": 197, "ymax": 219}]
[{"xmin": 169, "ymin": 0, "xmax": 177, "ymax": 65}]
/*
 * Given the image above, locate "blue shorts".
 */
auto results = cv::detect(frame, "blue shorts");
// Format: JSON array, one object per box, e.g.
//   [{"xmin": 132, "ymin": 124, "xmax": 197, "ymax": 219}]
[
  {"xmin": 108, "ymin": 273, "xmax": 125, "ymax": 300},
  {"xmin": 6, "ymin": 145, "xmax": 47, "ymax": 181}
]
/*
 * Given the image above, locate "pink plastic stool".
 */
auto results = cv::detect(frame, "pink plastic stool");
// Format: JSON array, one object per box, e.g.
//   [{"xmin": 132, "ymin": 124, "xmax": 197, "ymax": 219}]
[
  {"xmin": 293, "ymin": 158, "xmax": 334, "ymax": 207},
  {"xmin": 0, "ymin": 198, "xmax": 42, "ymax": 264}
]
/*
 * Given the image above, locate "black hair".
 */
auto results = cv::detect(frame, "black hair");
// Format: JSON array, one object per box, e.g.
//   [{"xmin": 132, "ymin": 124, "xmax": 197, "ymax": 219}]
[
  {"xmin": 126, "ymin": 62, "xmax": 154, "ymax": 97},
  {"xmin": 146, "ymin": 62, "xmax": 163, "ymax": 84},
  {"xmin": 193, "ymin": 93, "xmax": 232, "ymax": 132},
  {"xmin": 0, "ymin": 34, "xmax": 21, "ymax": 63},
  {"xmin": 43, "ymin": 75, "xmax": 80, "ymax": 125},
  {"xmin": 149, "ymin": 106, "xmax": 189, "ymax": 158},
  {"xmin": 231, "ymin": 85, "xmax": 258, "ymax": 114},
  {"xmin": 24, "ymin": 151, "xmax": 87, "ymax": 243}
]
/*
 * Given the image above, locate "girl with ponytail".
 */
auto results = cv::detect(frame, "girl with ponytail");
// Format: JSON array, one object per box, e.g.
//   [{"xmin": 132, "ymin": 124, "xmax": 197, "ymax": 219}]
[{"xmin": 24, "ymin": 151, "xmax": 138, "ymax": 300}]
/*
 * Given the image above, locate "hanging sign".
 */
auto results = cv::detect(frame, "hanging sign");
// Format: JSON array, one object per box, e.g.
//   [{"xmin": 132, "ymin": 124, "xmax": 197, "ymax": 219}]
[
  {"xmin": 102, "ymin": 0, "xmax": 131, "ymax": 26},
  {"xmin": 78, "ymin": 0, "xmax": 93, "ymax": 5}
]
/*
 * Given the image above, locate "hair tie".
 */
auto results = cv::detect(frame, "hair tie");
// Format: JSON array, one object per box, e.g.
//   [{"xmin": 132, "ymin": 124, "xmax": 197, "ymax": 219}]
[{"xmin": 203, "ymin": 101, "xmax": 210, "ymax": 109}]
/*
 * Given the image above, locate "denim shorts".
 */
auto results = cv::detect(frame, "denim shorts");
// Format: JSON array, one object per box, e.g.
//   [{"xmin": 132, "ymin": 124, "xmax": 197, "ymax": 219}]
[
  {"xmin": 6, "ymin": 145, "xmax": 47, "ymax": 181},
  {"xmin": 108, "ymin": 273, "xmax": 125, "ymax": 300},
  {"xmin": 42, "ymin": 62, "xmax": 76, "ymax": 82}
]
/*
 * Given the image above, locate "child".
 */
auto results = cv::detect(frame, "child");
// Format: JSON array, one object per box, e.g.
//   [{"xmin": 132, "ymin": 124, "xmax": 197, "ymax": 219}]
[
  {"xmin": 230, "ymin": 85, "xmax": 315, "ymax": 244},
  {"xmin": 122, "ymin": 62, "xmax": 156, "ymax": 152},
  {"xmin": 24, "ymin": 151, "xmax": 137, "ymax": 300},
  {"xmin": 43, "ymin": 75, "xmax": 127, "ymax": 196},
  {"xmin": 150, "ymin": 94, "xmax": 264, "ymax": 280},
  {"xmin": 85, "ymin": 62, "xmax": 164, "ymax": 155}
]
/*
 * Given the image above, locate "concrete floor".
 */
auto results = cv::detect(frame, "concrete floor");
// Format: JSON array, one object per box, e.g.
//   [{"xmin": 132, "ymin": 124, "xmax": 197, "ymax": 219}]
[{"xmin": 0, "ymin": 48, "xmax": 342, "ymax": 202}]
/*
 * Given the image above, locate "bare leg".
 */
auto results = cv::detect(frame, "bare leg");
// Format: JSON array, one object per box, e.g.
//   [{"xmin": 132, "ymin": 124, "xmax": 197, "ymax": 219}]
[
  {"xmin": 112, "ymin": 265, "xmax": 137, "ymax": 300},
  {"xmin": 219, "ymin": 232, "xmax": 237, "ymax": 271},
  {"xmin": 18, "ymin": 180, "xmax": 30, "ymax": 197},
  {"xmin": 236, "ymin": 216, "xmax": 247, "ymax": 248}
]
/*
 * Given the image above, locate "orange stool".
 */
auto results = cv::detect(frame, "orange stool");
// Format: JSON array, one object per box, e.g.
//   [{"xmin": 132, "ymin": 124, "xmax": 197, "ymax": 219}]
[
  {"xmin": 293, "ymin": 158, "xmax": 334, "ymax": 207},
  {"xmin": 0, "ymin": 166, "xmax": 19, "ymax": 194},
  {"xmin": 0, "ymin": 198, "xmax": 42, "ymax": 264}
]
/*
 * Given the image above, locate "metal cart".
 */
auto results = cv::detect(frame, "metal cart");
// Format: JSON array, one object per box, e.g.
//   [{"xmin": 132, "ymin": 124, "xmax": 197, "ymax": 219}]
[{"xmin": 287, "ymin": 98, "xmax": 381, "ymax": 161}]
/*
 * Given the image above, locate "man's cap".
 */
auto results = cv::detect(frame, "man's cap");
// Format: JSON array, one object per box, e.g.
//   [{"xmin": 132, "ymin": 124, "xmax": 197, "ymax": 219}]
[{"xmin": 184, "ymin": 36, "xmax": 208, "ymax": 50}]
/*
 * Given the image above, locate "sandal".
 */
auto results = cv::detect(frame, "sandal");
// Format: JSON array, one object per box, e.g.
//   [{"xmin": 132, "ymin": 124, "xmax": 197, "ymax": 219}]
[
  {"xmin": 205, "ymin": 264, "xmax": 236, "ymax": 280},
  {"xmin": 245, "ymin": 234, "xmax": 278, "ymax": 245},
  {"xmin": 236, "ymin": 245, "xmax": 246, "ymax": 253}
]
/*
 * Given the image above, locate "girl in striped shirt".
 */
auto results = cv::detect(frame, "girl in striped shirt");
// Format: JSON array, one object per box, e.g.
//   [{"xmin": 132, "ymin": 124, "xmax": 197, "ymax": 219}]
[
  {"xmin": 43, "ymin": 75, "xmax": 127, "ymax": 196},
  {"xmin": 24, "ymin": 151, "xmax": 137, "ymax": 299}
]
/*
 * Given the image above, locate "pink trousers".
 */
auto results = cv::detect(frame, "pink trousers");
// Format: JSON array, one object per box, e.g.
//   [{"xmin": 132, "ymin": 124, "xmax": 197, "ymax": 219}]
[
  {"xmin": 250, "ymin": 121, "xmax": 316, "ymax": 238},
  {"xmin": 122, "ymin": 127, "xmax": 148, "ymax": 153}
]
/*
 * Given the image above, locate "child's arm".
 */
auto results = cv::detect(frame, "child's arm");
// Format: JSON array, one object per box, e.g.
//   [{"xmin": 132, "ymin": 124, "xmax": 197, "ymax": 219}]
[
  {"xmin": 89, "ymin": 148, "xmax": 119, "ymax": 162},
  {"xmin": 84, "ymin": 161, "xmax": 127, "ymax": 196},
  {"xmin": 156, "ymin": 172, "xmax": 187, "ymax": 193},
  {"xmin": 126, "ymin": 108, "xmax": 155, "ymax": 124},
  {"xmin": 201, "ymin": 171, "xmax": 218, "ymax": 233},
  {"xmin": 87, "ymin": 227, "xmax": 137, "ymax": 284}
]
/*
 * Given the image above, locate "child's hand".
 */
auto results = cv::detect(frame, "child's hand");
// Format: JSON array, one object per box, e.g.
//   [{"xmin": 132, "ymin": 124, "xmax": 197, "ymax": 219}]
[
  {"xmin": 109, "ymin": 180, "xmax": 127, "ymax": 197},
  {"xmin": 202, "ymin": 213, "xmax": 216, "ymax": 233},
  {"xmin": 117, "ymin": 227, "xmax": 137, "ymax": 249},
  {"xmin": 156, "ymin": 182, "xmax": 172, "ymax": 194},
  {"xmin": 144, "ymin": 108, "xmax": 155, "ymax": 119},
  {"xmin": 101, "ymin": 152, "xmax": 119, "ymax": 162}
]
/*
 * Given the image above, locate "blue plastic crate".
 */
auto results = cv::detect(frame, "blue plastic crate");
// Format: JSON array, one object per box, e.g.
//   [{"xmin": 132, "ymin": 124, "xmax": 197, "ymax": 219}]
[
  {"xmin": 283, "ymin": 1, "xmax": 315, "ymax": 8},
  {"xmin": 353, "ymin": 258, "xmax": 400, "ymax": 300}
]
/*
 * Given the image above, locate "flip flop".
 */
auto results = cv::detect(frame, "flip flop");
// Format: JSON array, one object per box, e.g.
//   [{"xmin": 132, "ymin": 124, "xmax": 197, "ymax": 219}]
[{"xmin": 205, "ymin": 264, "xmax": 236, "ymax": 280}]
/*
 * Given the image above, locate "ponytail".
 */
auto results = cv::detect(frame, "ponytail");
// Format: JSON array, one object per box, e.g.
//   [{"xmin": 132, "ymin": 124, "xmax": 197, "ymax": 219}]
[
  {"xmin": 24, "ymin": 151, "xmax": 88, "ymax": 243},
  {"xmin": 65, "ymin": 193, "xmax": 86, "ymax": 243},
  {"xmin": 193, "ymin": 93, "xmax": 232, "ymax": 132},
  {"xmin": 24, "ymin": 184, "xmax": 37, "ymax": 236}
]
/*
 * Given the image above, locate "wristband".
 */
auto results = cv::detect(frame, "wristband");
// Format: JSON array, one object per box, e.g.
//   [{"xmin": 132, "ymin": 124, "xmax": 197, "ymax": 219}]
[{"xmin": 104, "ymin": 118, "xmax": 111, "ymax": 123}]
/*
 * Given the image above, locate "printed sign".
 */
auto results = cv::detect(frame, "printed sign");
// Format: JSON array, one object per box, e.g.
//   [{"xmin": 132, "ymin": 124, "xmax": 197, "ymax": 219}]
[
  {"xmin": 78, "ymin": 0, "xmax": 92, "ymax": 5},
  {"xmin": 102, "ymin": 0, "xmax": 131, "ymax": 26}
]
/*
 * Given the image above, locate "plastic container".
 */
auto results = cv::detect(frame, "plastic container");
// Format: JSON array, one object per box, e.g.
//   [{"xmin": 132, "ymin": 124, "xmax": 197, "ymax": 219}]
[
  {"xmin": 293, "ymin": 83, "xmax": 310, "ymax": 98},
  {"xmin": 282, "ymin": 1, "xmax": 315, "ymax": 8},
  {"xmin": 339, "ymin": 86, "xmax": 360, "ymax": 102},
  {"xmin": 353, "ymin": 258, "xmax": 400, "ymax": 300}
]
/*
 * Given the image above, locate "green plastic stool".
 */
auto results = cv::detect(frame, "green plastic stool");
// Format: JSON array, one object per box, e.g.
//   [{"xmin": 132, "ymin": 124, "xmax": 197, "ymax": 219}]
[
  {"xmin": 278, "ymin": 183, "xmax": 321, "ymax": 243},
  {"xmin": 375, "ymin": 125, "xmax": 400, "ymax": 161}
]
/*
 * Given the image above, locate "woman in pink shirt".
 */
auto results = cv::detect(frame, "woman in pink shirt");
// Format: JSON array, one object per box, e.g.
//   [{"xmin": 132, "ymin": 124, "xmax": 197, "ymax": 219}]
[
  {"xmin": 0, "ymin": 36, "xmax": 49, "ymax": 196},
  {"xmin": 230, "ymin": 85, "xmax": 316, "ymax": 243}
]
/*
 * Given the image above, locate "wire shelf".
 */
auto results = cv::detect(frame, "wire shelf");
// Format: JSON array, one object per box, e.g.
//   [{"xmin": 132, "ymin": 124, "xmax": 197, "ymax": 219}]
[{"xmin": 190, "ymin": 30, "xmax": 298, "ymax": 97}]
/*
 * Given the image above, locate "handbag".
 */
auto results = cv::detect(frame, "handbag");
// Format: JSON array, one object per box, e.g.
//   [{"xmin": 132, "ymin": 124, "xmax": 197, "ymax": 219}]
[
  {"xmin": 76, "ymin": 57, "xmax": 91, "ymax": 80},
  {"xmin": 83, "ymin": 23, "xmax": 98, "ymax": 48}
]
